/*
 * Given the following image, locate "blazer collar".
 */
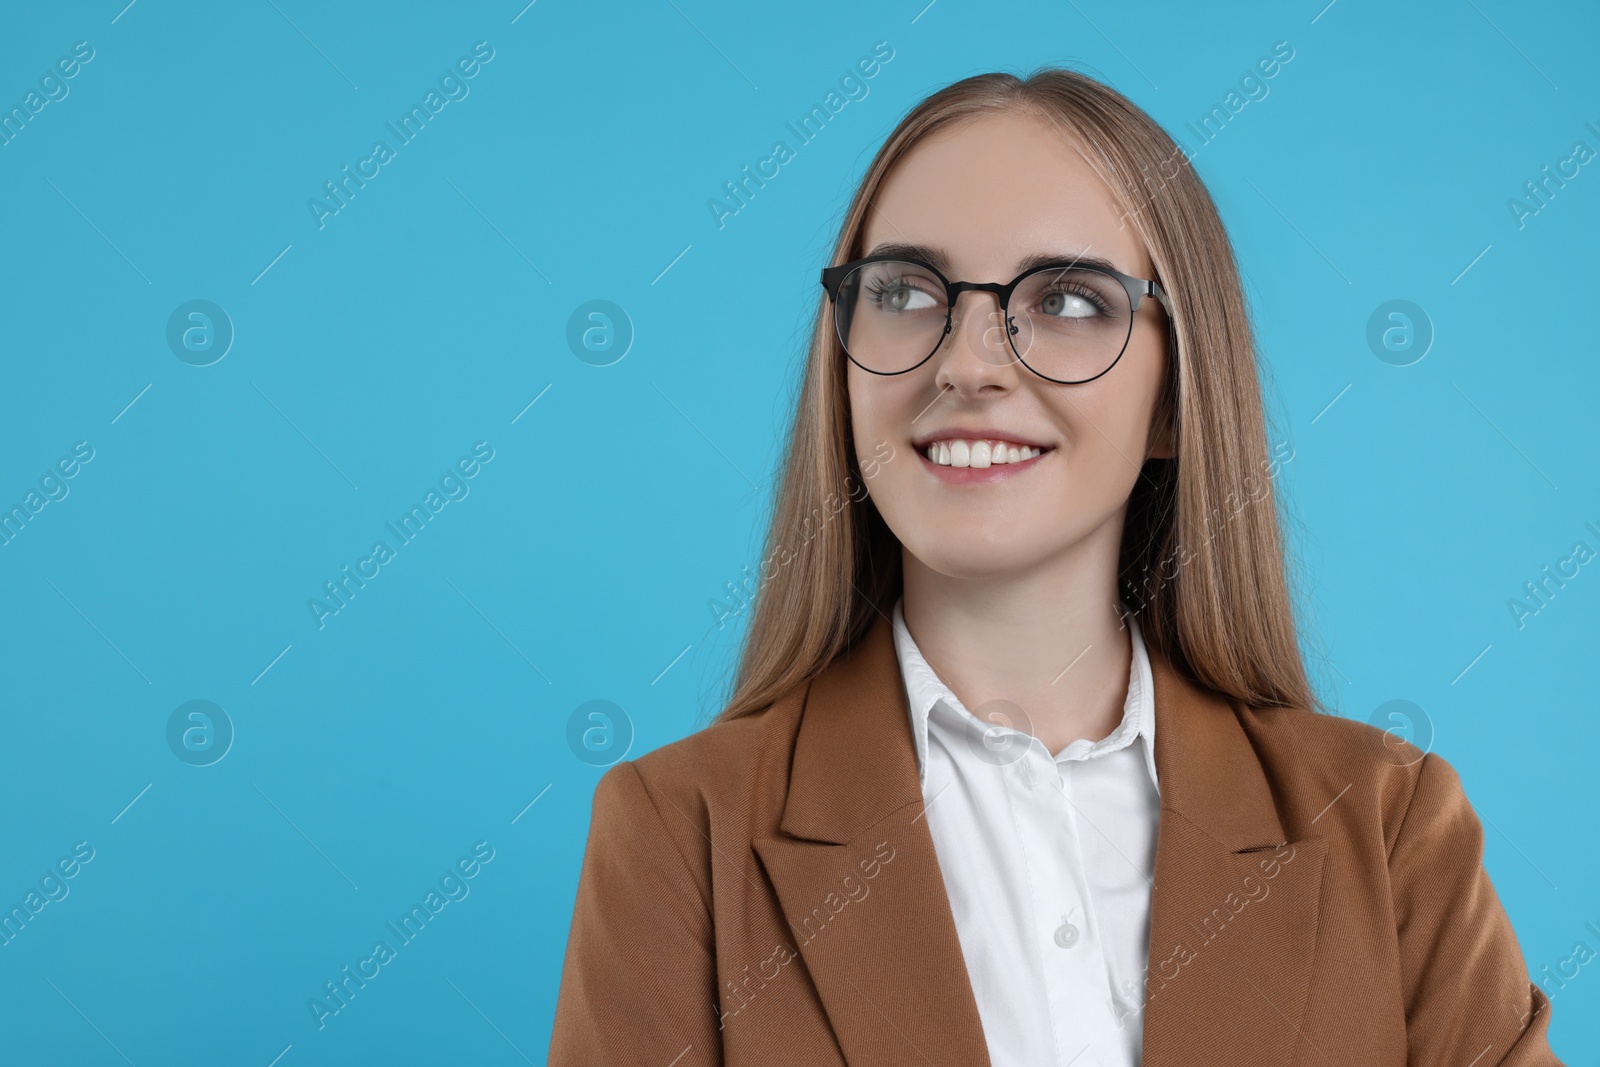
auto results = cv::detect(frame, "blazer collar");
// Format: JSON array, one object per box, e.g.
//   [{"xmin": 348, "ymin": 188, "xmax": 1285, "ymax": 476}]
[
  {"xmin": 890, "ymin": 595, "xmax": 1161, "ymax": 795},
  {"xmin": 753, "ymin": 609, "xmax": 1328, "ymax": 1066},
  {"xmin": 774, "ymin": 606, "xmax": 1285, "ymax": 850}
]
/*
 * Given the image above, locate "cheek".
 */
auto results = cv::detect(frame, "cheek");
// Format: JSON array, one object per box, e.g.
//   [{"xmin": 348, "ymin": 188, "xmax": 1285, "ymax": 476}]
[
  {"xmin": 846, "ymin": 376, "xmax": 925, "ymax": 522},
  {"xmin": 1038, "ymin": 369, "xmax": 1161, "ymax": 505},
  {"xmin": 1074, "ymin": 336, "xmax": 1166, "ymax": 451},
  {"xmin": 846, "ymin": 367, "xmax": 876, "ymax": 442},
  {"xmin": 847, "ymin": 368, "xmax": 919, "ymax": 459},
  {"xmin": 1073, "ymin": 390, "xmax": 1147, "ymax": 452}
]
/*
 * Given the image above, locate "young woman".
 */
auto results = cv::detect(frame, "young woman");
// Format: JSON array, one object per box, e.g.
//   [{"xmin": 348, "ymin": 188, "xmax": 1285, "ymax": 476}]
[{"xmin": 549, "ymin": 69, "xmax": 1564, "ymax": 1066}]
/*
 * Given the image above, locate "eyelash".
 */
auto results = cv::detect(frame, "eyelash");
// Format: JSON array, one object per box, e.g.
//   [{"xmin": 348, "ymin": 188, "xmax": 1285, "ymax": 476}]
[
  {"xmin": 864, "ymin": 275, "xmax": 936, "ymax": 305},
  {"xmin": 1038, "ymin": 282, "xmax": 1114, "ymax": 317}
]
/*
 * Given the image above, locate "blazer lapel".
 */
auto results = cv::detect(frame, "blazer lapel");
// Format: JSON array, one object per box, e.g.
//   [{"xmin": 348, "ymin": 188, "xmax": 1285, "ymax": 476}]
[
  {"xmin": 753, "ymin": 611, "xmax": 993, "ymax": 1066},
  {"xmin": 753, "ymin": 610, "xmax": 1327, "ymax": 1067},
  {"xmin": 1139, "ymin": 646, "xmax": 1328, "ymax": 1067}
]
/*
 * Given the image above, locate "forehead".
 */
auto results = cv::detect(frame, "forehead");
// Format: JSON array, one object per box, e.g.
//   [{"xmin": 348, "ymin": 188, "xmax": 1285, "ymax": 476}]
[{"xmin": 861, "ymin": 108, "xmax": 1153, "ymax": 280}]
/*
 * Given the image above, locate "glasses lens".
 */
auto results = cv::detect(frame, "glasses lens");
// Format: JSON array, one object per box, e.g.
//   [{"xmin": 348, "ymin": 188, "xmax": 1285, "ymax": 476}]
[
  {"xmin": 1007, "ymin": 266, "xmax": 1134, "ymax": 382},
  {"xmin": 835, "ymin": 260, "xmax": 949, "ymax": 373}
]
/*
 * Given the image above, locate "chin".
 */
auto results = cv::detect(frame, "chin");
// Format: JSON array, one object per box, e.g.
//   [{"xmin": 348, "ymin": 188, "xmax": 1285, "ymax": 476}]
[{"xmin": 903, "ymin": 540, "xmax": 1049, "ymax": 583}]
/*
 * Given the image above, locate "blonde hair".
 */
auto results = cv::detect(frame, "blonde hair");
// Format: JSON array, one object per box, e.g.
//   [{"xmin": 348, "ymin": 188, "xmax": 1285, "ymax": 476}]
[{"xmin": 714, "ymin": 66, "xmax": 1325, "ymax": 723}]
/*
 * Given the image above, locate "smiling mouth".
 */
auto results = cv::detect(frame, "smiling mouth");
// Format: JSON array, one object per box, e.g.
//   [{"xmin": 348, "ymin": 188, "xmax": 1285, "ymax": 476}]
[{"xmin": 919, "ymin": 438, "xmax": 1052, "ymax": 468}]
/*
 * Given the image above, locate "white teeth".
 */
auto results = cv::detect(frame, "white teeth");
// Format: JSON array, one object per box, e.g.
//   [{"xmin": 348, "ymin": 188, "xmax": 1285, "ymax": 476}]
[{"xmin": 922, "ymin": 439, "xmax": 1044, "ymax": 468}]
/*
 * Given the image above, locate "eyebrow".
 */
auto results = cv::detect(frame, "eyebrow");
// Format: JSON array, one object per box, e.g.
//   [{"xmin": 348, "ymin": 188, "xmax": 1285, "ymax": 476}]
[{"xmin": 863, "ymin": 241, "xmax": 1126, "ymax": 278}]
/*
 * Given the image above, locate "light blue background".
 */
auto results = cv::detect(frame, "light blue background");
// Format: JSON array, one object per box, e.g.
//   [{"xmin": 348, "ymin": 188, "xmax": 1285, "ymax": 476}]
[{"xmin": 1, "ymin": 1, "xmax": 1595, "ymax": 1063}]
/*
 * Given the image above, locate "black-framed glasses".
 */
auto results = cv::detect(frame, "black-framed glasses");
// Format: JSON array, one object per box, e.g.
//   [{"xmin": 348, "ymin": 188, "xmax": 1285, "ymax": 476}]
[{"xmin": 819, "ymin": 253, "xmax": 1170, "ymax": 384}]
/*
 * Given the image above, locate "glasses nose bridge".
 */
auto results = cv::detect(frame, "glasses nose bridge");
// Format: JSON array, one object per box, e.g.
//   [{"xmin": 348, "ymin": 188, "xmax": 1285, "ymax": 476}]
[
  {"xmin": 945, "ymin": 279, "xmax": 1011, "ymax": 322},
  {"xmin": 939, "ymin": 279, "xmax": 1021, "ymax": 376}
]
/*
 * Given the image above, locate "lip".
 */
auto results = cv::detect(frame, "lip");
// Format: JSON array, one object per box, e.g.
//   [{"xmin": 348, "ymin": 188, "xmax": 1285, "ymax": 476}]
[
  {"xmin": 912, "ymin": 426, "xmax": 1054, "ymax": 451},
  {"xmin": 916, "ymin": 441, "xmax": 1051, "ymax": 484}
]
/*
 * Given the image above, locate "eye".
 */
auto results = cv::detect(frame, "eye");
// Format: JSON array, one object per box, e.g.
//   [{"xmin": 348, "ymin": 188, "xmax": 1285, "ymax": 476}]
[
  {"xmin": 1037, "ymin": 284, "xmax": 1113, "ymax": 319},
  {"xmin": 865, "ymin": 275, "xmax": 941, "ymax": 312}
]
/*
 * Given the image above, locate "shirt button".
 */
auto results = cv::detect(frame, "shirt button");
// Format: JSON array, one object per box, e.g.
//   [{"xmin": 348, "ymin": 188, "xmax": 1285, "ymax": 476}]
[{"xmin": 1054, "ymin": 920, "xmax": 1080, "ymax": 948}]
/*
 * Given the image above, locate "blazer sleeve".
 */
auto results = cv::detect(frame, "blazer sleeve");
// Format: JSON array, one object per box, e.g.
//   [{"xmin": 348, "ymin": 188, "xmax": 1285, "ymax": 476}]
[
  {"xmin": 548, "ymin": 759, "xmax": 723, "ymax": 1067},
  {"xmin": 1388, "ymin": 751, "xmax": 1565, "ymax": 1066}
]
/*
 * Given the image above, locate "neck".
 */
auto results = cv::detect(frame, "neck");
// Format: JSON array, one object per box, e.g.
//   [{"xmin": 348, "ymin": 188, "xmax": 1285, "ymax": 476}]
[{"xmin": 899, "ymin": 533, "xmax": 1134, "ymax": 755}]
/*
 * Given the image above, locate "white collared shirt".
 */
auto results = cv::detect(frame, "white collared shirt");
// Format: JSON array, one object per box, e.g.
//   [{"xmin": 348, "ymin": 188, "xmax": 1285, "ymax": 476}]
[{"xmin": 891, "ymin": 596, "xmax": 1160, "ymax": 1067}]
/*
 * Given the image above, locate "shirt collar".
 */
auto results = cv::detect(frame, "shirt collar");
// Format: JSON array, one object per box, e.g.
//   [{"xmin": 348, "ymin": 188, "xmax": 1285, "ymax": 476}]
[{"xmin": 890, "ymin": 595, "xmax": 1159, "ymax": 794}]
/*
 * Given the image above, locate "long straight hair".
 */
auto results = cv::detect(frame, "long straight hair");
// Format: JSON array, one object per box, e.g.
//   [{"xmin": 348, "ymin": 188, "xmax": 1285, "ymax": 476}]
[{"xmin": 715, "ymin": 66, "xmax": 1324, "ymax": 723}]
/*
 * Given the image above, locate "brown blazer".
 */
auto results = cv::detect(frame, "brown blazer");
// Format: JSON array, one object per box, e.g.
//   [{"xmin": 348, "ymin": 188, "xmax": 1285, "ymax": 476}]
[{"xmin": 549, "ymin": 612, "xmax": 1564, "ymax": 1065}]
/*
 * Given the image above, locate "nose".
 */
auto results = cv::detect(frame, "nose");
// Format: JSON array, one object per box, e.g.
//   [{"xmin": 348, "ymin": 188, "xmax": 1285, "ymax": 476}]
[{"xmin": 940, "ymin": 287, "xmax": 1017, "ymax": 379}]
